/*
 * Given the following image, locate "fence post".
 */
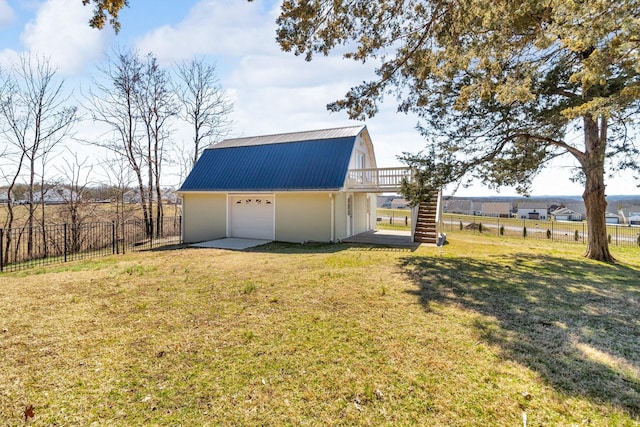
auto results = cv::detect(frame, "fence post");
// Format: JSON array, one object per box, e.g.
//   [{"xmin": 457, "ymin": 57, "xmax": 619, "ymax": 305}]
[
  {"xmin": 0, "ymin": 228, "xmax": 4, "ymax": 272},
  {"xmin": 63, "ymin": 223, "xmax": 67, "ymax": 263},
  {"xmin": 112, "ymin": 221, "xmax": 116, "ymax": 254},
  {"xmin": 582, "ymin": 222, "xmax": 585, "ymax": 244},
  {"xmin": 551, "ymin": 222, "xmax": 554, "ymax": 241}
]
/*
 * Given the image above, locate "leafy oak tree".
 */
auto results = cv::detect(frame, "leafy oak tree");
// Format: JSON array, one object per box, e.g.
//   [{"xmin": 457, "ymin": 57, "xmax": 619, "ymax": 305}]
[{"xmin": 274, "ymin": 0, "xmax": 640, "ymax": 262}]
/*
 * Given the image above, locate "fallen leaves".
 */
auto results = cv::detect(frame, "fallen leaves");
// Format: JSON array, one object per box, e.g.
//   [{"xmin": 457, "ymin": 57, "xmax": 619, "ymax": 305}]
[{"xmin": 24, "ymin": 404, "xmax": 34, "ymax": 422}]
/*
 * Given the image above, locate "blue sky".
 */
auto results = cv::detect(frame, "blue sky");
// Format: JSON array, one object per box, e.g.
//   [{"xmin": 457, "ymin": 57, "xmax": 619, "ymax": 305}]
[{"xmin": 0, "ymin": 0, "xmax": 636, "ymax": 196}]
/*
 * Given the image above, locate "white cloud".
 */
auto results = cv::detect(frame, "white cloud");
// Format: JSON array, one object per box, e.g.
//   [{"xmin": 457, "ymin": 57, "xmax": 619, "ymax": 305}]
[
  {"xmin": 0, "ymin": 0, "xmax": 16, "ymax": 28},
  {"xmin": 224, "ymin": 48, "xmax": 426, "ymax": 167},
  {"xmin": 0, "ymin": 48, "xmax": 20, "ymax": 70},
  {"xmin": 228, "ymin": 53, "xmax": 377, "ymax": 89},
  {"xmin": 135, "ymin": 0, "xmax": 277, "ymax": 65},
  {"xmin": 20, "ymin": 0, "xmax": 109, "ymax": 75}
]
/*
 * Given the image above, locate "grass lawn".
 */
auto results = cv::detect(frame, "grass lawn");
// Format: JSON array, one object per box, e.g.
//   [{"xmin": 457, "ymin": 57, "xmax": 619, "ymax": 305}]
[{"xmin": 1, "ymin": 234, "xmax": 639, "ymax": 425}]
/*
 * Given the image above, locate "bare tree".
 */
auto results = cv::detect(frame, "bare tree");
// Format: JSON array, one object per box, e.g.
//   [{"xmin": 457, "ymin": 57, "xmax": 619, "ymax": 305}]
[
  {"xmin": 137, "ymin": 53, "xmax": 178, "ymax": 237},
  {"xmin": 101, "ymin": 153, "xmax": 136, "ymax": 223},
  {"xmin": 84, "ymin": 48, "xmax": 155, "ymax": 238},
  {"xmin": 87, "ymin": 49, "xmax": 198, "ymax": 241},
  {"xmin": 54, "ymin": 149, "xmax": 95, "ymax": 253},
  {"xmin": 0, "ymin": 55, "xmax": 77, "ymax": 256},
  {"xmin": 175, "ymin": 57, "xmax": 232, "ymax": 167},
  {"xmin": 0, "ymin": 76, "xmax": 26, "ymax": 265},
  {"xmin": 1, "ymin": 71, "xmax": 22, "ymax": 215},
  {"xmin": 100, "ymin": 152, "xmax": 137, "ymax": 254}
]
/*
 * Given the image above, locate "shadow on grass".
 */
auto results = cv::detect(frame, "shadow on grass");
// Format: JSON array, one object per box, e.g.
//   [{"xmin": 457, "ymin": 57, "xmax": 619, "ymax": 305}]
[
  {"xmin": 145, "ymin": 243, "xmax": 191, "ymax": 252},
  {"xmin": 399, "ymin": 253, "xmax": 640, "ymax": 418},
  {"xmin": 245, "ymin": 241, "xmax": 417, "ymax": 254}
]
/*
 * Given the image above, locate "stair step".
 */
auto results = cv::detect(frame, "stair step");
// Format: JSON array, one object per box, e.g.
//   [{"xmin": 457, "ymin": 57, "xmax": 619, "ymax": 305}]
[
  {"xmin": 415, "ymin": 238, "xmax": 437, "ymax": 243},
  {"xmin": 416, "ymin": 230, "xmax": 437, "ymax": 234}
]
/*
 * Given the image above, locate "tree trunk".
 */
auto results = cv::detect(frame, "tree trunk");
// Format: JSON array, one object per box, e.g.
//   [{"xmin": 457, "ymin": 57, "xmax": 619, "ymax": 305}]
[
  {"xmin": 132, "ymin": 166, "xmax": 151, "ymax": 239},
  {"xmin": 147, "ymin": 146, "xmax": 154, "ymax": 238},
  {"xmin": 581, "ymin": 115, "xmax": 615, "ymax": 263},
  {"xmin": 154, "ymin": 154, "xmax": 163, "ymax": 239},
  {"xmin": 3, "ymin": 201, "xmax": 15, "ymax": 266},
  {"xmin": 27, "ymin": 157, "xmax": 36, "ymax": 257}
]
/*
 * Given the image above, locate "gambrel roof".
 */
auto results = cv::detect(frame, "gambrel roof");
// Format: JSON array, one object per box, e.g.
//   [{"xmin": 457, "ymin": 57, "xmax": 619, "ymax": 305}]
[{"xmin": 179, "ymin": 125, "xmax": 367, "ymax": 192}]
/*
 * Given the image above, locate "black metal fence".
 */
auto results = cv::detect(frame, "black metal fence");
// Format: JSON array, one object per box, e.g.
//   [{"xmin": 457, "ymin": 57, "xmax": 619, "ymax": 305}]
[
  {"xmin": 441, "ymin": 214, "xmax": 640, "ymax": 247},
  {"xmin": 0, "ymin": 216, "xmax": 182, "ymax": 273}
]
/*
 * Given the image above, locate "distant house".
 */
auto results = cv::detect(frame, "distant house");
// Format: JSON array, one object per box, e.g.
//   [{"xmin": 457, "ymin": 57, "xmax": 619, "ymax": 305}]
[
  {"xmin": 481, "ymin": 202, "xmax": 511, "ymax": 218},
  {"xmin": 550, "ymin": 207, "xmax": 583, "ymax": 221},
  {"xmin": 565, "ymin": 202, "xmax": 587, "ymax": 219},
  {"xmin": 122, "ymin": 189, "xmax": 142, "ymax": 204},
  {"xmin": 32, "ymin": 186, "xmax": 77, "ymax": 204},
  {"xmin": 628, "ymin": 212, "xmax": 640, "ymax": 226},
  {"xmin": 620, "ymin": 206, "xmax": 640, "ymax": 225},
  {"xmin": 161, "ymin": 189, "xmax": 181, "ymax": 204},
  {"xmin": 390, "ymin": 198, "xmax": 409, "ymax": 210},
  {"xmin": 376, "ymin": 196, "xmax": 390, "ymax": 209},
  {"xmin": 605, "ymin": 212, "xmax": 621, "ymax": 224},
  {"xmin": 517, "ymin": 203, "xmax": 548, "ymax": 220},
  {"xmin": 0, "ymin": 190, "xmax": 11, "ymax": 204},
  {"xmin": 122, "ymin": 188, "xmax": 180, "ymax": 204},
  {"xmin": 444, "ymin": 199, "xmax": 475, "ymax": 215}
]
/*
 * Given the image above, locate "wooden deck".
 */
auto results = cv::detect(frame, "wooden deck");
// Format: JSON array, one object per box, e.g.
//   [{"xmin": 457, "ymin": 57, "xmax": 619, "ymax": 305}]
[{"xmin": 345, "ymin": 167, "xmax": 411, "ymax": 192}]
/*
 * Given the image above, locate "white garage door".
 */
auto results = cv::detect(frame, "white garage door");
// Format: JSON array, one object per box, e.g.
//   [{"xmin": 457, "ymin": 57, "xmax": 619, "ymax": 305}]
[{"xmin": 230, "ymin": 195, "xmax": 275, "ymax": 240}]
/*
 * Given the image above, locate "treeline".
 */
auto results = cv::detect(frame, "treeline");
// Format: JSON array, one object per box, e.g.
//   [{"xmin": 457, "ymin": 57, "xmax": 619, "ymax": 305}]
[
  {"xmin": 0, "ymin": 182, "xmax": 179, "ymax": 205},
  {"xmin": 0, "ymin": 50, "xmax": 232, "ymax": 260}
]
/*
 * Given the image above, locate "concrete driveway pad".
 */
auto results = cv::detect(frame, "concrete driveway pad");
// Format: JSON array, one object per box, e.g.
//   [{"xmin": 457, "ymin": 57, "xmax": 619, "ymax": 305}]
[{"xmin": 191, "ymin": 238, "xmax": 272, "ymax": 250}]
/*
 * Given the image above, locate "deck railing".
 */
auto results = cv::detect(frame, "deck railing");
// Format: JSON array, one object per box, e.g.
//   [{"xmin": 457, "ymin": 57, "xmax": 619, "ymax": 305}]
[{"xmin": 345, "ymin": 167, "xmax": 411, "ymax": 191}]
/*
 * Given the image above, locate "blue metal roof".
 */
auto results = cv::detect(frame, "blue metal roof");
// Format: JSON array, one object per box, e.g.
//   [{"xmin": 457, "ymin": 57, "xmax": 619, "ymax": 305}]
[{"xmin": 179, "ymin": 136, "xmax": 357, "ymax": 192}]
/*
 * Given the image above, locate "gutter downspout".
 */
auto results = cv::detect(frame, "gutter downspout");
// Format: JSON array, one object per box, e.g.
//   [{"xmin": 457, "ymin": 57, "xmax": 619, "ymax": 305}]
[
  {"xmin": 436, "ymin": 189, "xmax": 443, "ymax": 235},
  {"xmin": 411, "ymin": 205, "xmax": 418, "ymax": 242},
  {"xmin": 329, "ymin": 193, "xmax": 335, "ymax": 242}
]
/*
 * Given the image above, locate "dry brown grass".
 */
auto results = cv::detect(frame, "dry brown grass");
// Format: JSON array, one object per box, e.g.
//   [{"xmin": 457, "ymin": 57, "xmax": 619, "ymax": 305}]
[{"xmin": 0, "ymin": 235, "xmax": 638, "ymax": 425}]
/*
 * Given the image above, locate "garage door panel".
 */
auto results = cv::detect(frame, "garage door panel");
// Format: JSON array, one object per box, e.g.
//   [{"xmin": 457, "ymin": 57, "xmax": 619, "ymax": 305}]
[{"xmin": 230, "ymin": 196, "xmax": 274, "ymax": 240}]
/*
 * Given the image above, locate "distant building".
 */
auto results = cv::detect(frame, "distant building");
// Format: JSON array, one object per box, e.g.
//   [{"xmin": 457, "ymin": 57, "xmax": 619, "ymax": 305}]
[
  {"xmin": 605, "ymin": 212, "xmax": 621, "ymax": 224},
  {"xmin": 517, "ymin": 203, "xmax": 548, "ymax": 220},
  {"xmin": 390, "ymin": 198, "xmax": 409, "ymax": 209},
  {"xmin": 550, "ymin": 207, "xmax": 583, "ymax": 221},
  {"xmin": 628, "ymin": 211, "xmax": 640, "ymax": 226},
  {"xmin": 565, "ymin": 202, "xmax": 587, "ymax": 219},
  {"xmin": 621, "ymin": 206, "xmax": 640, "ymax": 225},
  {"xmin": 444, "ymin": 199, "xmax": 475, "ymax": 215},
  {"xmin": 0, "ymin": 190, "xmax": 11, "ymax": 204},
  {"xmin": 481, "ymin": 202, "xmax": 511, "ymax": 218},
  {"xmin": 123, "ymin": 189, "xmax": 142, "ymax": 204},
  {"xmin": 161, "ymin": 189, "xmax": 181, "ymax": 204},
  {"xmin": 376, "ymin": 196, "xmax": 391, "ymax": 209},
  {"xmin": 32, "ymin": 186, "xmax": 77, "ymax": 204}
]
